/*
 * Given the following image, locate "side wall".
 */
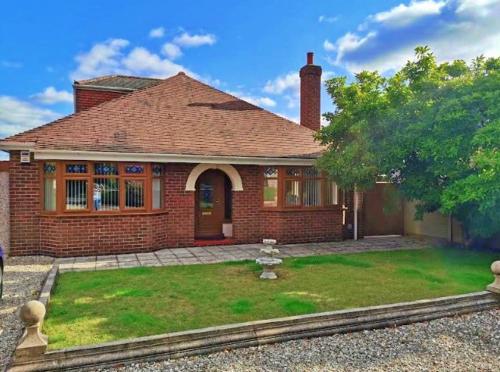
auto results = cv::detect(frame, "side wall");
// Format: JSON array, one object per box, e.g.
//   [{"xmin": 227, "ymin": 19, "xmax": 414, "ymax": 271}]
[
  {"xmin": 403, "ymin": 200, "xmax": 464, "ymax": 243},
  {"xmin": 0, "ymin": 161, "xmax": 9, "ymax": 255},
  {"xmin": 8, "ymin": 156, "xmax": 346, "ymax": 256},
  {"xmin": 74, "ymin": 88, "xmax": 126, "ymax": 112}
]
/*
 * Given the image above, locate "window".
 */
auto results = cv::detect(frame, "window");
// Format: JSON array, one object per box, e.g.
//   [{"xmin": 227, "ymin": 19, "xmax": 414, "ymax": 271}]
[
  {"xmin": 94, "ymin": 163, "xmax": 119, "ymax": 211},
  {"xmin": 262, "ymin": 166, "xmax": 339, "ymax": 209},
  {"xmin": 263, "ymin": 167, "xmax": 278, "ymax": 207},
  {"xmin": 43, "ymin": 162, "xmax": 57, "ymax": 211},
  {"xmin": 152, "ymin": 164, "xmax": 163, "ymax": 209},
  {"xmin": 43, "ymin": 162, "xmax": 165, "ymax": 214}
]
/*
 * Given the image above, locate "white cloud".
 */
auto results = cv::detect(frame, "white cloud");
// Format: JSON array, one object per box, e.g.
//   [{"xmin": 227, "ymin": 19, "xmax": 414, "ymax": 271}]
[
  {"xmin": 0, "ymin": 96, "xmax": 62, "ymax": 138},
  {"xmin": 149, "ymin": 27, "xmax": 166, "ymax": 38},
  {"xmin": 1, "ymin": 60, "xmax": 22, "ymax": 68},
  {"xmin": 227, "ymin": 90, "xmax": 276, "ymax": 107},
  {"xmin": 71, "ymin": 39, "xmax": 130, "ymax": 80},
  {"xmin": 318, "ymin": 15, "xmax": 339, "ymax": 23},
  {"xmin": 323, "ymin": 40, "xmax": 336, "ymax": 52},
  {"xmin": 122, "ymin": 47, "xmax": 196, "ymax": 78},
  {"xmin": 31, "ymin": 86, "xmax": 73, "ymax": 104},
  {"xmin": 371, "ymin": 0, "xmax": 445, "ymax": 28},
  {"xmin": 263, "ymin": 72, "xmax": 300, "ymax": 108},
  {"xmin": 324, "ymin": 0, "xmax": 500, "ymax": 74},
  {"xmin": 173, "ymin": 32, "xmax": 216, "ymax": 47},
  {"xmin": 70, "ymin": 38, "xmax": 196, "ymax": 80},
  {"xmin": 162, "ymin": 42, "xmax": 183, "ymax": 60}
]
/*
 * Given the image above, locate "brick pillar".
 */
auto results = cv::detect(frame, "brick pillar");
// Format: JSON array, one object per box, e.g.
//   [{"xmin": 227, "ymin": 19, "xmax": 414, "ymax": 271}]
[{"xmin": 300, "ymin": 52, "xmax": 322, "ymax": 131}]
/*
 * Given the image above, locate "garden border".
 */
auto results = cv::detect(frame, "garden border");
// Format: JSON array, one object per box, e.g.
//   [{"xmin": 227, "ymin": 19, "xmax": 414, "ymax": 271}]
[{"xmin": 10, "ymin": 264, "xmax": 500, "ymax": 372}]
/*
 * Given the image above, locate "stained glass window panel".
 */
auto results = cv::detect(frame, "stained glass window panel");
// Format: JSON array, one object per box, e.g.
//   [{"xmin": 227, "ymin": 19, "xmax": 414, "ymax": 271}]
[
  {"xmin": 125, "ymin": 164, "xmax": 144, "ymax": 174},
  {"xmin": 125, "ymin": 180, "xmax": 145, "ymax": 208},
  {"xmin": 65, "ymin": 179, "xmax": 88, "ymax": 209},
  {"xmin": 152, "ymin": 164, "xmax": 163, "ymax": 177},
  {"xmin": 66, "ymin": 164, "xmax": 87, "ymax": 174},
  {"xmin": 94, "ymin": 163, "xmax": 118, "ymax": 175},
  {"xmin": 44, "ymin": 162, "xmax": 56, "ymax": 175}
]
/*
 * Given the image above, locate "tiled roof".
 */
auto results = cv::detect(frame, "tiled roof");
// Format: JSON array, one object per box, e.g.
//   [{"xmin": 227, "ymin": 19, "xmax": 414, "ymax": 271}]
[
  {"xmin": 74, "ymin": 75, "xmax": 163, "ymax": 91},
  {"xmin": 3, "ymin": 73, "xmax": 324, "ymax": 159}
]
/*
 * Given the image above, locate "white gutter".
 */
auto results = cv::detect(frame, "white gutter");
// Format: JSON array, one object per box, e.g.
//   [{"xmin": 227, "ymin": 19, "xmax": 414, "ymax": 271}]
[{"xmin": 29, "ymin": 149, "xmax": 317, "ymax": 166}]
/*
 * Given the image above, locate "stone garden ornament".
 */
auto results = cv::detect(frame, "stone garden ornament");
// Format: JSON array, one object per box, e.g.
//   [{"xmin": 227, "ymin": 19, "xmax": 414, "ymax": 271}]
[{"xmin": 256, "ymin": 239, "xmax": 283, "ymax": 280}]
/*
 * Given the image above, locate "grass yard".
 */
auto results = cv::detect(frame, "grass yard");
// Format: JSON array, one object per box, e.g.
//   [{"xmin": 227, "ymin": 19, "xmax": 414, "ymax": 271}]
[{"xmin": 44, "ymin": 247, "xmax": 498, "ymax": 349}]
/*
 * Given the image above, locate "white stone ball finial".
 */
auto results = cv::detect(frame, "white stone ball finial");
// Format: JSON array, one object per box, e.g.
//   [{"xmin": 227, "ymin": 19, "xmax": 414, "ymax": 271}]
[
  {"xmin": 486, "ymin": 261, "xmax": 500, "ymax": 294},
  {"xmin": 20, "ymin": 300, "xmax": 46, "ymax": 327}
]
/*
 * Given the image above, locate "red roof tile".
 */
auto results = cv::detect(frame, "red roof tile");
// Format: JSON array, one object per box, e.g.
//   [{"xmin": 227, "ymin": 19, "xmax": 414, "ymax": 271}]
[{"xmin": 2, "ymin": 73, "xmax": 324, "ymax": 159}]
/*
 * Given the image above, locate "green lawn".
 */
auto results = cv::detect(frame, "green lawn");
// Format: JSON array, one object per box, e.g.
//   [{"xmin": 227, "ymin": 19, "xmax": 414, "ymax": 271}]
[{"xmin": 44, "ymin": 247, "xmax": 498, "ymax": 349}]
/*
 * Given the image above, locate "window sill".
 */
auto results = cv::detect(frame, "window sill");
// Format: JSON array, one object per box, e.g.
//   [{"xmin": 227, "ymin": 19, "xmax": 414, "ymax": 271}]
[{"xmin": 40, "ymin": 210, "xmax": 169, "ymax": 218}]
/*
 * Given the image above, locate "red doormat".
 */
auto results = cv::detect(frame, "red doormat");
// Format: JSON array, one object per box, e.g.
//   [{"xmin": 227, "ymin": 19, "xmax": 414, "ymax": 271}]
[{"xmin": 193, "ymin": 239, "xmax": 237, "ymax": 247}]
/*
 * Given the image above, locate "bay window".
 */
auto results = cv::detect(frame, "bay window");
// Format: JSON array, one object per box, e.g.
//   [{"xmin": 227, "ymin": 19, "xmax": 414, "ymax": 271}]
[
  {"xmin": 263, "ymin": 166, "xmax": 338, "ymax": 209},
  {"xmin": 42, "ymin": 161, "xmax": 165, "ymax": 214}
]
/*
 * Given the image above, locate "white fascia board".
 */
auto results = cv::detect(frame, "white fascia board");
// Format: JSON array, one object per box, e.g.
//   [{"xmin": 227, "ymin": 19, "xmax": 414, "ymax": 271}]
[
  {"xmin": 33, "ymin": 149, "xmax": 317, "ymax": 166},
  {"xmin": 0, "ymin": 142, "xmax": 36, "ymax": 151}
]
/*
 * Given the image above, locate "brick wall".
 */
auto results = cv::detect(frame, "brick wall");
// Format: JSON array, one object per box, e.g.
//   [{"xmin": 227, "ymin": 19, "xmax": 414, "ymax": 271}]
[
  {"xmin": 8, "ymin": 157, "xmax": 349, "ymax": 257},
  {"xmin": 0, "ymin": 161, "xmax": 9, "ymax": 255},
  {"xmin": 9, "ymin": 152, "xmax": 41, "ymax": 256},
  {"xmin": 74, "ymin": 87, "xmax": 126, "ymax": 112}
]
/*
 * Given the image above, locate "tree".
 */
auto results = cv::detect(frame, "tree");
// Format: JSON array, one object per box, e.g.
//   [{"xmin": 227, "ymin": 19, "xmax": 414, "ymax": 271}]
[{"xmin": 316, "ymin": 47, "xmax": 500, "ymax": 240}]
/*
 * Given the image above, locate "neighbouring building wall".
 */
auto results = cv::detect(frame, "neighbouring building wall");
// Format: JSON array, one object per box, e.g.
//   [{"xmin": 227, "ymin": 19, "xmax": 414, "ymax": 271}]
[
  {"xmin": 74, "ymin": 87, "xmax": 126, "ymax": 112},
  {"xmin": 404, "ymin": 200, "xmax": 464, "ymax": 243},
  {"xmin": 0, "ymin": 161, "xmax": 9, "ymax": 255}
]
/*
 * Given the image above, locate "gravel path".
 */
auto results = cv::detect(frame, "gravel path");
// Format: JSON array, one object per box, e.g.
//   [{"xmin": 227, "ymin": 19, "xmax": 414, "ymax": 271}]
[
  {"xmin": 98, "ymin": 310, "xmax": 500, "ymax": 372},
  {"xmin": 0, "ymin": 256, "xmax": 53, "ymax": 370}
]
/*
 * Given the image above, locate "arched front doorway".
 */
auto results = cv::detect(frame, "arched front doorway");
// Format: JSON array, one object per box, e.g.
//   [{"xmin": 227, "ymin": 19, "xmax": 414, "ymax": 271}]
[{"xmin": 195, "ymin": 169, "xmax": 233, "ymax": 239}]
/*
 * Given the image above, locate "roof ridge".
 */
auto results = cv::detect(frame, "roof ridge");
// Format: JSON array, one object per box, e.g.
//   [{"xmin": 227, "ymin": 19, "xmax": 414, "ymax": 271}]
[{"xmin": 75, "ymin": 74, "xmax": 164, "ymax": 84}]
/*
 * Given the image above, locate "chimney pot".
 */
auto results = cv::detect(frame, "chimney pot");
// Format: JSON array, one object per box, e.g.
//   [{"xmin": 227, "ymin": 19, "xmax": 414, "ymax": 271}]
[{"xmin": 307, "ymin": 52, "xmax": 314, "ymax": 65}]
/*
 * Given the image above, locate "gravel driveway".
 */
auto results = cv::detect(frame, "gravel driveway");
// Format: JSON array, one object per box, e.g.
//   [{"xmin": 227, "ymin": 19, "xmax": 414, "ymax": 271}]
[
  {"xmin": 0, "ymin": 256, "xmax": 53, "ymax": 370},
  {"xmin": 98, "ymin": 310, "xmax": 500, "ymax": 372}
]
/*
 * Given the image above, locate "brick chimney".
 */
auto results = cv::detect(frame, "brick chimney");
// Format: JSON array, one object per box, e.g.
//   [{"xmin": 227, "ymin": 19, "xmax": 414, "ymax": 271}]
[{"xmin": 300, "ymin": 52, "xmax": 322, "ymax": 131}]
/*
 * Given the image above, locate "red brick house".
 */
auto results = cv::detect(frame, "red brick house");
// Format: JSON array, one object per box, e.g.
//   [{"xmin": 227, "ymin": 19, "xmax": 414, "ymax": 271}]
[{"xmin": 0, "ymin": 53, "xmax": 363, "ymax": 257}]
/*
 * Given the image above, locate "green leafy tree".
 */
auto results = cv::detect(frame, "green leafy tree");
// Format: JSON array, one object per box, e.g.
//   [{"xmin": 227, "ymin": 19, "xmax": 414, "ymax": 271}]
[{"xmin": 317, "ymin": 47, "xmax": 500, "ymax": 240}]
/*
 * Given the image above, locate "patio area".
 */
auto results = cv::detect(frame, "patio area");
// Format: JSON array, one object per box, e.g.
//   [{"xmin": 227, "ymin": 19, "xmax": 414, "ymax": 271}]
[{"xmin": 55, "ymin": 236, "xmax": 429, "ymax": 272}]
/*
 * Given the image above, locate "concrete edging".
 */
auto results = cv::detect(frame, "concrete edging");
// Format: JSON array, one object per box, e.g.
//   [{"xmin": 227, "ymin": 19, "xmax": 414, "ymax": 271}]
[{"xmin": 10, "ymin": 290, "xmax": 500, "ymax": 371}]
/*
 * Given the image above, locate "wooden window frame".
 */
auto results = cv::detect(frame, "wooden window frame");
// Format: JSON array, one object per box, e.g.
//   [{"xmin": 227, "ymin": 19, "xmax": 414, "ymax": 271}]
[
  {"xmin": 263, "ymin": 167, "xmax": 279, "ymax": 208},
  {"xmin": 41, "ymin": 161, "xmax": 164, "ymax": 215},
  {"xmin": 261, "ymin": 166, "xmax": 340, "ymax": 210}
]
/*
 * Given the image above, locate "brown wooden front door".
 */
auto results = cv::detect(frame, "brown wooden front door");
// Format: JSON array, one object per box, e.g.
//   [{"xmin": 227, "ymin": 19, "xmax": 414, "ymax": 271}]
[
  {"xmin": 195, "ymin": 170, "xmax": 226, "ymax": 239},
  {"xmin": 363, "ymin": 183, "xmax": 403, "ymax": 236}
]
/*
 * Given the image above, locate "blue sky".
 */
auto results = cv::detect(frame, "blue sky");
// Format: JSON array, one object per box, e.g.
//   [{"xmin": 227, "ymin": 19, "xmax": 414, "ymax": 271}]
[{"xmin": 1, "ymin": 0, "xmax": 499, "ymax": 159}]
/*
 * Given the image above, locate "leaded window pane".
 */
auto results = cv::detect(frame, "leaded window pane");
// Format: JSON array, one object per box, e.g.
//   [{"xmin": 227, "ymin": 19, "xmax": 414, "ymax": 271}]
[
  {"xmin": 65, "ymin": 179, "xmax": 88, "ymax": 209},
  {"xmin": 125, "ymin": 180, "xmax": 145, "ymax": 208},
  {"xmin": 264, "ymin": 178, "xmax": 278, "ymax": 207},
  {"xmin": 125, "ymin": 164, "xmax": 145, "ymax": 174},
  {"xmin": 66, "ymin": 164, "xmax": 87, "ymax": 174},
  {"xmin": 286, "ymin": 167, "xmax": 301, "ymax": 177},
  {"xmin": 264, "ymin": 167, "xmax": 278, "ymax": 178},
  {"xmin": 94, "ymin": 163, "xmax": 118, "ymax": 175},
  {"xmin": 304, "ymin": 167, "xmax": 320, "ymax": 177},
  {"xmin": 152, "ymin": 164, "xmax": 163, "ymax": 177},
  {"xmin": 44, "ymin": 162, "xmax": 56, "ymax": 175},
  {"xmin": 285, "ymin": 180, "xmax": 301, "ymax": 206},
  {"xmin": 94, "ymin": 178, "xmax": 119, "ymax": 211}
]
